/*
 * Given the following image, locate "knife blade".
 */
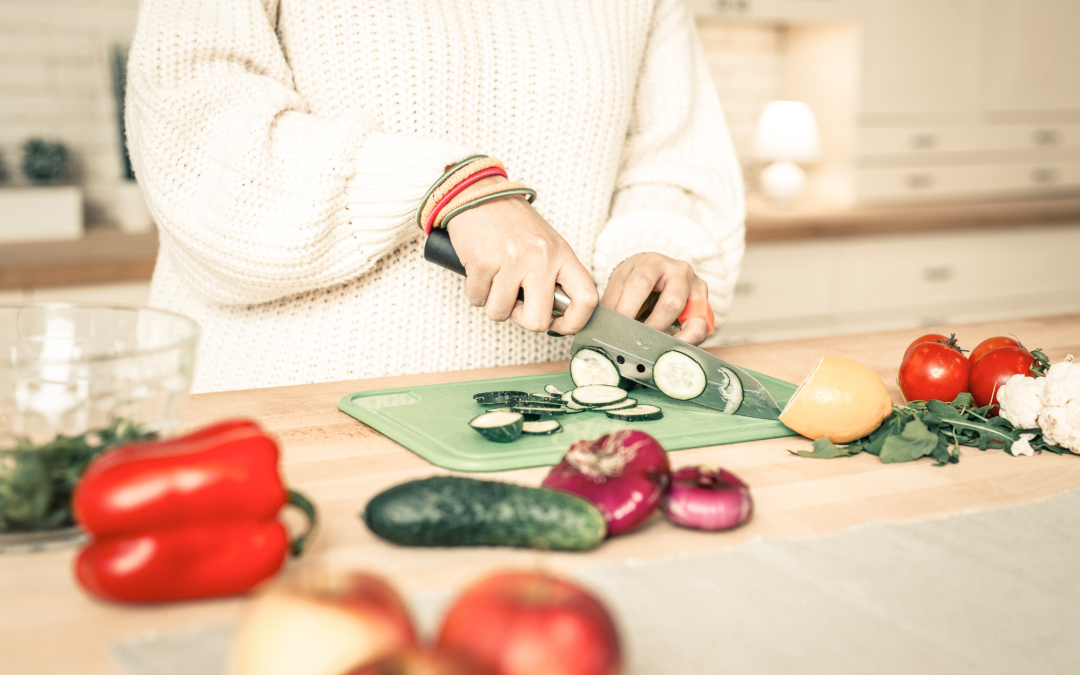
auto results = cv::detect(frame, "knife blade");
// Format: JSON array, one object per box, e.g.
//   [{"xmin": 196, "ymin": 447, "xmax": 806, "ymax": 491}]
[{"xmin": 424, "ymin": 228, "xmax": 781, "ymax": 419}]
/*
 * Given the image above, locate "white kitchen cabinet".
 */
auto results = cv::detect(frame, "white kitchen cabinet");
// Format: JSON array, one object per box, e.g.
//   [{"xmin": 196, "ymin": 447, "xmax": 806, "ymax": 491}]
[
  {"xmin": 688, "ymin": 0, "xmax": 858, "ymax": 22},
  {"xmin": 855, "ymin": 165, "xmax": 987, "ymax": 203},
  {"xmin": 982, "ymin": 0, "xmax": 1080, "ymax": 114},
  {"xmin": 718, "ymin": 224, "xmax": 1080, "ymax": 344},
  {"xmin": 857, "ymin": 0, "xmax": 984, "ymax": 119}
]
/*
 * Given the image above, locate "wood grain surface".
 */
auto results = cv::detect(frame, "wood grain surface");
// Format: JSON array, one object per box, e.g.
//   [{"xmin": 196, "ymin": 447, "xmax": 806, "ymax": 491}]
[{"xmin": 3, "ymin": 313, "xmax": 1079, "ymax": 675}]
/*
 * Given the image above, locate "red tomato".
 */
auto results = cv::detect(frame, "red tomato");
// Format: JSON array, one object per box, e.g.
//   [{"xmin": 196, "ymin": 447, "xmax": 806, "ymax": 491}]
[
  {"xmin": 437, "ymin": 572, "xmax": 621, "ymax": 675},
  {"xmin": 968, "ymin": 336, "xmax": 1024, "ymax": 366},
  {"xmin": 898, "ymin": 341, "xmax": 971, "ymax": 403},
  {"xmin": 903, "ymin": 333, "xmax": 953, "ymax": 359},
  {"xmin": 969, "ymin": 346, "xmax": 1035, "ymax": 408}
]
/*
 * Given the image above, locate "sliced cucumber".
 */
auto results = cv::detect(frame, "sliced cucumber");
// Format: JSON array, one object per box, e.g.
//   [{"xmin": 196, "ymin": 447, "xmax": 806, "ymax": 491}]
[
  {"xmin": 653, "ymin": 350, "xmax": 707, "ymax": 401},
  {"xmin": 522, "ymin": 419, "xmax": 562, "ymax": 435},
  {"xmin": 511, "ymin": 406, "xmax": 567, "ymax": 416},
  {"xmin": 561, "ymin": 390, "xmax": 576, "ymax": 403},
  {"xmin": 544, "ymin": 384, "xmax": 564, "ymax": 396},
  {"xmin": 595, "ymin": 398, "xmax": 637, "ymax": 411},
  {"xmin": 530, "ymin": 392, "xmax": 561, "ymax": 401},
  {"xmin": 474, "ymin": 391, "xmax": 530, "ymax": 405},
  {"xmin": 571, "ymin": 385, "xmax": 628, "ymax": 407},
  {"xmin": 469, "ymin": 411, "xmax": 524, "ymax": 442},
  {"xmin": 565, "ymin": 399, "xmax": 589, "ymax": 411},
  {"xmin": 570, "ymin": 348, "xmax": 622, "ymax": 387},
  {"xmin": 606, "ymin": 405, "xmax": 663, "ymax": 421},
  {"xmin": 513, "ymin": 398, "xmax": 565, "ymax": 408}
]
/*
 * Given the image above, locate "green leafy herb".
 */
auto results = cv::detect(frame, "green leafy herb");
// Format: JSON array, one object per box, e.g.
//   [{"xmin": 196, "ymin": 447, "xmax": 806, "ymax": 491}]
[
  {"xmin": 0, "ymin": 419, "xmax": 156, "ymax": 533},
  {"xmin": 792, "ymin": 393, "xmax": 1070, "ymax": 466}
]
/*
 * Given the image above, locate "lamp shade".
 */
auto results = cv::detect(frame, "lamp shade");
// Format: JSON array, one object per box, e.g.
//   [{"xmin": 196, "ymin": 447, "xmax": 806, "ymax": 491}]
[{"xmin": 752, "ymin": 101, "xmax": 822, "ymax": 164}]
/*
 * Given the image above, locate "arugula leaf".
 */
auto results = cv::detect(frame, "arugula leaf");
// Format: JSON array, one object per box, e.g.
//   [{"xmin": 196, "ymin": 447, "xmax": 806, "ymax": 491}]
[
  {"xmin": 880, "ymin": 418, "xmax": 939, "ymax": 463},
  {"xmin": 792, "ymin": 437, "xmax": 855, "ymax": 459}
]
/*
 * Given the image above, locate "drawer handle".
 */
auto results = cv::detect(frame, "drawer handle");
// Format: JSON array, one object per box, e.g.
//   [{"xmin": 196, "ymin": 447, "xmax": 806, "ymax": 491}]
[
  {"xmin": 905, "ymin": 173, "xmax": 935, "ymax": 189},
  {"xmin": 713, "ymin": 0, "xmax": 751, "ymax": 12},
  {"xmin": 923, "ymin": 265, "xmax": 953, "ymax": 282},
  {"xmin": 908, "ymin": 133, "xmax": 937, "ymax": 150},
  {"xmin": 712, "ymin": 0, "xmax": 732, "ymax": 10},
  {"xmin": 1031, "ymin": 167, "xmax": 1059, "ymax": 185},
  {"xmin": 734, "ymin": 280, "xmax": 755, "ymax": 295},
  {"xmin": 1033, "ymin": 129, "xmax": 1061, "ymax": 146}
]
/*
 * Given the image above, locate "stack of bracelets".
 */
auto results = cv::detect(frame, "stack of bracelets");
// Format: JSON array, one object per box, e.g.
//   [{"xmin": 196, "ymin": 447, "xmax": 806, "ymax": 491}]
[{"xmin": 415, "ymin": 155, "xmax": 537, "ymax": 236}]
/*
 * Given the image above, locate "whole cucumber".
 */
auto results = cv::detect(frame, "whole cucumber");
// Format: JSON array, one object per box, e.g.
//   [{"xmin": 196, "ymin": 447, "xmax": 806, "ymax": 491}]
[{"xmin": 362, "ymin": 476, "xmax": 606, "ymax": 550}]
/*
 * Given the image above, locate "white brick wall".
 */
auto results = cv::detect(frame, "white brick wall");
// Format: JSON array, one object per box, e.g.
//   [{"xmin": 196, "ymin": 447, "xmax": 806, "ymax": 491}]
[
  {"xmin": 0, "ymin": 0, "xmax": 140, "ymax": 224},
  {"xmin": 0, "ymin": 5, "xmax": 780, "ymax": 225}
]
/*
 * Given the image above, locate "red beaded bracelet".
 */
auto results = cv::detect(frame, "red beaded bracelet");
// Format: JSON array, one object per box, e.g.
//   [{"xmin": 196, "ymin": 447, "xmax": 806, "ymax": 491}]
[{"xmin": 423, "ymin": 166, "xmax": 508, "ymax": 235}]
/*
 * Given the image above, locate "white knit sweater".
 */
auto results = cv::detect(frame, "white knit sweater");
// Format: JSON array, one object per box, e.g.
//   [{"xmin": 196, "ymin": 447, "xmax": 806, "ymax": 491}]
[{"xmin": 127, "ymin": 0, "xmax": 746, "ymax": 394}]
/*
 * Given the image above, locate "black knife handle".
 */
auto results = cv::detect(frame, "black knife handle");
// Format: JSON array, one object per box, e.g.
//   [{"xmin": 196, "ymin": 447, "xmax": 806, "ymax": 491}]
[{"xmin": 424, "ymin": 228, "xmax": 571, "ymax": 315}]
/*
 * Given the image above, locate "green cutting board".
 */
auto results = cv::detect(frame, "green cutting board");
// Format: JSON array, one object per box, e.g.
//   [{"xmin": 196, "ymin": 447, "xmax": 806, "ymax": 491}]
[{"xmin": 338, "ymin": 371, "xmax": 798, "ymax": 472}]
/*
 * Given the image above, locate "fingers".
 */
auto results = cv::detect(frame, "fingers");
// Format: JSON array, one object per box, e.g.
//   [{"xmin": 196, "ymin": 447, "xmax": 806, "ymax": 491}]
[
  {"xmin": 548, "ymin": 262, "xmax": 599, "ymax": 336},
  {"xmin": 612, "ymin": 268, "xmax": 659, "ymax": 319},
  {"xmin": 485, "ymin": 271, "xmax": 521, "ymax": 323},
  {"xmin": 512, "ymin": 273, "xmax": 556, "ymax": 333},
  {"xmin": 643, "ymin": 273, "xmax": 691, "ymax": 332},
  {"xmin": 462, "ymin": 263, "xmax": 496, "ymax": 307},
  {"xmin": 673, "ymin": 317, "xmax": 709, "ymax": 345}
]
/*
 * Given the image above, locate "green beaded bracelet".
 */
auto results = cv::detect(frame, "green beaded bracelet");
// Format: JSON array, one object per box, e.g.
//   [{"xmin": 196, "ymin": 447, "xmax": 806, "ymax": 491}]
[
  {"xmin": 438, "ymin": 188, "xmax": 538, "ymax": 229},
  {"xmin": 414, "ymin": 154, "xmax": 488, "ymax": 230}
]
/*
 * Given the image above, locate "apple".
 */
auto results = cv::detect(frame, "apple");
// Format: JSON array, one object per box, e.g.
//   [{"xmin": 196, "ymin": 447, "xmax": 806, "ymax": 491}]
[
  {"xmin": 437, "ymin": 571, "xmax": 622, "ymax": 675},
  {"xmin": 232, "ymin": 572, "xmax": 417, "ymax": 675},
  {"xmin": 344, "ymin": 648, "xmax": 495, "ymax": 675}
]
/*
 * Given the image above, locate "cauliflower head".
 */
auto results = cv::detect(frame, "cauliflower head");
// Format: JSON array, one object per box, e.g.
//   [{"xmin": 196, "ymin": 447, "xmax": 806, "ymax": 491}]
[
  {"xmin": 998, "ymin": 374, "xmax": 1046, "ymax": 429},
  {"xmin": 1040, "ymin": 400, "xmax": 1080, "ymax": 454}
]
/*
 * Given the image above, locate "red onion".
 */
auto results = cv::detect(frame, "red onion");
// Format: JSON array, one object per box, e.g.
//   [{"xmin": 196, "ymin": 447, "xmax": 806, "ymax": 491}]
[
  {"xmin": 662, "ymin": 466, "xmax": 752, "ymax": 531},
  {"xmin": 542, "ymin": 430, "xmax": 670, "ymax": 537}
]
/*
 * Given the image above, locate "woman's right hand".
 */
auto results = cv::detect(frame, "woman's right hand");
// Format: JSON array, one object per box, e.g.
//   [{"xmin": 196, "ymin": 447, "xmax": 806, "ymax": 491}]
[{"xmin": 444, "ymin": 176, "xmax": 599, "ymax": 336}]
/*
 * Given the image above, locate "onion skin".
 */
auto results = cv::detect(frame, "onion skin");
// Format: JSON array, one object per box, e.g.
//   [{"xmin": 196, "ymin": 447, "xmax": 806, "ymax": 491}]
[
  {"xmin": 662, "ymin": 467, "xmax": 752, "ymax": 531},
  {"xmin": 541, "ymin": 430, "xmax": 670, "ymax": 537}
]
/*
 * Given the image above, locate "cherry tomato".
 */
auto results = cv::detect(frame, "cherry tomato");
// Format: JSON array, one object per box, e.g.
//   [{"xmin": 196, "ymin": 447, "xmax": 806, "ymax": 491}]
[
  {"xmin": 969, "ymin": 345, "xmax": 1035, "ymax": 409},
  {"xmin": 968, "ymin": 336, "xmax": 1024, "ymax": 366},
  {"xmin": 899, "ymin": 341, "xmax": 971, "ymax": 403},
  {"xmin": 903, "ymin": 333, "xmax": 953, "ymax": 360}
]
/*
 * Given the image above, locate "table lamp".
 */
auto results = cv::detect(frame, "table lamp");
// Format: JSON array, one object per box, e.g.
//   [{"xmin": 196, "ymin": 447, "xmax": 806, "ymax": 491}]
[{"xmin": 752, "ymin": 100, "xmax": 821, "ymax": 204}]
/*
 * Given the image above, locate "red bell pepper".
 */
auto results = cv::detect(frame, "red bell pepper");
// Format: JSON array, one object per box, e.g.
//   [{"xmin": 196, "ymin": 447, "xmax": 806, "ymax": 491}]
[{"xmin": 72, "ymin": 419, "xmax": 316, "ymax": 603}]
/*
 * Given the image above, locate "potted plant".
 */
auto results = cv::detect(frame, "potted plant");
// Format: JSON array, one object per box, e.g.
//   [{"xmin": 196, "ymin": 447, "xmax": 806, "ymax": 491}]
[
  {"xmin": 110, "ymin": 43, "xmax": 155, "ymax": 233},
  {"xmin": 0, "ymin": 139, "xmax": 83, "ymax": 244}
]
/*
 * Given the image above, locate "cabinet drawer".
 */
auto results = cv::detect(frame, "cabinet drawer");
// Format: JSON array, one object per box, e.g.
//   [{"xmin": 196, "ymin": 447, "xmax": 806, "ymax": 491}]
[
  {"xmin": 987, "ymin": 161, "xmax": 1080, "ymax": 193},
  {"xmin": 856, "ymin": 126, "xmax": 979, "ymax": 156},
  {"xmin": 726, "ymin": 241, "xmax": 833, "ymax": 324},
  {"xmin": 982, "ymin": 124, "xmax": 1080, "ymax": 151},
  {"xmin": 855, "ymin": 165, "xmax": 986, "ymax": 203}
]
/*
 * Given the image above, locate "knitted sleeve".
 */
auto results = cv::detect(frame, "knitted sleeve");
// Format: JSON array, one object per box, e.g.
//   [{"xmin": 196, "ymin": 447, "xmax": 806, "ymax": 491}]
[
  {"xmin": 126, "ymin": 0, "xmax": 474, "ymax": 306},
  {"xmin": 591, "ymin": 0, "xmax": 746, "ymax": 325}
]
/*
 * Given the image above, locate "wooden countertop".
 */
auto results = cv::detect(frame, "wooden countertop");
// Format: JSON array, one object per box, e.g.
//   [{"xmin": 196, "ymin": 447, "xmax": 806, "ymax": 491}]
[
  {"xmin": 744, "ymin": 194, "xmax": 1080, "ymax": 242},
  {"xmin": 3, "ymin": 313, "xmax": 1080, "ymax": 673},
  {"xmin": 0, "ymin": 226, "xmax": 157, "ymax": 291},
  {"xmin": 4, "ymin": 195, "xmax": 1080, "ymax": 290}
]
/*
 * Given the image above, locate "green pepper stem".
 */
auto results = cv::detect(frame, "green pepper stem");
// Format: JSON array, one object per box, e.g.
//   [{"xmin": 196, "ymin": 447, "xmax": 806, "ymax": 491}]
[{"xmin": 286, "ymin": 490, "xmax": 317, "ymax": 557}]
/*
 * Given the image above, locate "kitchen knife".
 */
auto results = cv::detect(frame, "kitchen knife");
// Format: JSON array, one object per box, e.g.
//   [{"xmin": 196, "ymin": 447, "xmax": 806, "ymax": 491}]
[{"xmin": 424, "ymin": 228, "xmax": 782, "ymax": 419}]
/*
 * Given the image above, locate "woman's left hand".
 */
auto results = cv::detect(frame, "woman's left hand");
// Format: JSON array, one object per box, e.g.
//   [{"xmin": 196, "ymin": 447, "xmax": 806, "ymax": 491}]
[{"xmin": 603, "ymin": 253, "xmax": 710, "ymax": 345}]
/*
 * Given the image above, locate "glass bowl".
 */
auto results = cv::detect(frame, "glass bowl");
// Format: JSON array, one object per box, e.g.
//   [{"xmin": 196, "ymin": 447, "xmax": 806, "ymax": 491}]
[{"xmin": 0, "ymin": 304, "xmax": 199, "ymax": 544}]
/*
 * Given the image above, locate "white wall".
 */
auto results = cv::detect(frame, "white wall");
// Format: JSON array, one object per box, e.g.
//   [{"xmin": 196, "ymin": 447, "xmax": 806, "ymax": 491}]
[{"xmin": 0, "ymin": 0, "xmax": 140, "ymax": 224}]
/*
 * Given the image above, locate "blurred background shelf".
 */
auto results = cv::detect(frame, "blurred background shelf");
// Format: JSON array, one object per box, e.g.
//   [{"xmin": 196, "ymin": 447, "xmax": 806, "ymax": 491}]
[{"xmin": 0, "ymin": 226, "xmax": 155, "ymax": 304}]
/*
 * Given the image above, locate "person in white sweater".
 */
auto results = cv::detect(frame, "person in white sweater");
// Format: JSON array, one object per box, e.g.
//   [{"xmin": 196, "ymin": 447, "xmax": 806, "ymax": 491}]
[{"xmin": 127, "ymin": 0, "xmax": 746, "ymax": 394}]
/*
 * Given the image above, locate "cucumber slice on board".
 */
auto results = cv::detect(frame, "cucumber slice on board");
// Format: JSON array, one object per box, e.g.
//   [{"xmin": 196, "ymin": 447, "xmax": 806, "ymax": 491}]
[
  {"xmin": 594, "ymin": 398, "xmax": 637, "ymax": 411},
  {"xmin": 522, "ymin": 419, "xmax": 562, "ymax": 435},
  {"xmin": 571, "ymin": 385, "xmax": 628, "ymax": 407},
  {"xmin": 469, "ymin": 411, "xmax": 524, "ymax": 442},
  {"xmin": 653, "ymin": 350, "xmax": 707, "ymax": 401},
  {"xmin": 606, "ymin": 405, "xmax": 663, "ymax": 421},
  {"xmin": 544, "ymin": 384, "xmax": 564, "ymax": 396},
  {"xmin": 473, "ymin": 391, "xmax": 530, "ymax": 405},
  {"xmin": 511, "ymin": 406, "xmax": 568, "ymax": 417},
  {"xmin": 570, "ymin": 348, "xmax": 622, "ymax": 387}
]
